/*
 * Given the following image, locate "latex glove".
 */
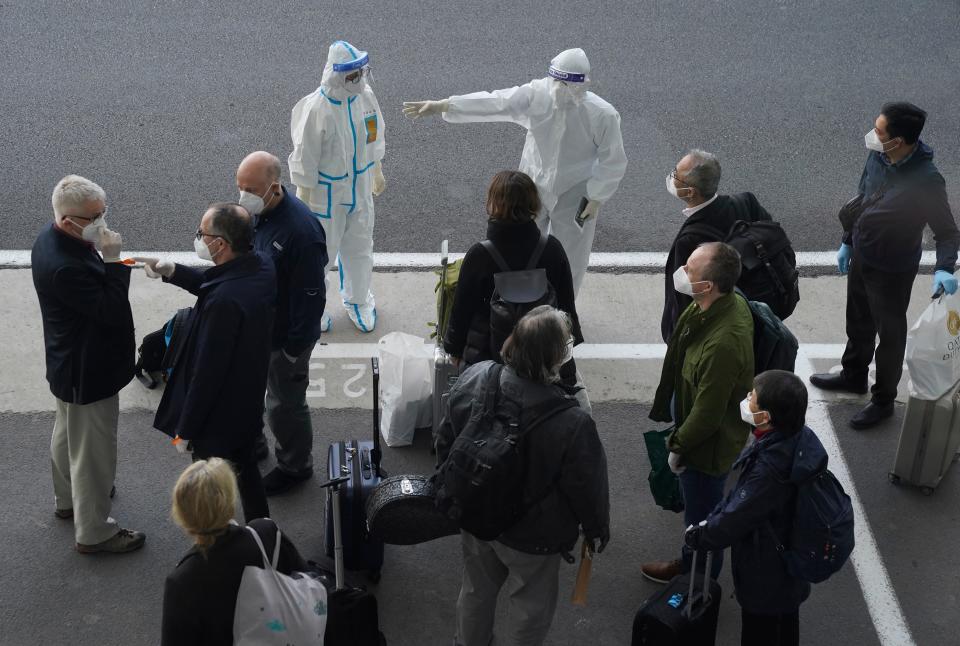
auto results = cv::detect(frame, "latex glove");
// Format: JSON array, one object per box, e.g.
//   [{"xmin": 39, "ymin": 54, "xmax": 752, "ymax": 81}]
[
  {"xmin": 837, "ymin": 243, "xmax": 852, "ymax": 275},
  {"xmin": 577, "ymin": 200, "xmax": 602, "ymax": 226},
  {"xmin": 281, "ymin": 349, "xmax": 298, "ymax": 364},
  {"xmin": 683, "ymin": 520, "xmax": 707, "ymax": 549},
  {"xmin": 99, "ymin": 229, "xmax": 123, "ymax": 263},
  {"xmin": 933, "ymin": 270, "xmax": 958, "ymax": 296},
  {"xmin": 402, "ymin": 99, "xmax": 449, "ymax": 120},
  {"xmin": 586, "ymin": 527, "xmax": 610, "ymax": 554},
  {"xmin": 136, "ymin": 257, "xmax": 175, "ymax": 279},
  {"xmin": 372, "ymin": 161, "xmax": 386, "ymax": 197},
  {"xmin": 172, "ymin": 436, "xmax": 191, "ymax": 454},
  {"xmin": 668, "ymin": 451, "xmax": 686, "ymax": 475}
]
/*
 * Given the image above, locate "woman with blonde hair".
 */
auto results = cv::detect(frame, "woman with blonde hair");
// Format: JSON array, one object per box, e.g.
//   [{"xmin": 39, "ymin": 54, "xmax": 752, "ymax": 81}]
[{"xmin": 161, "ymin": 458, "xmax": 307, "ymax": 646}]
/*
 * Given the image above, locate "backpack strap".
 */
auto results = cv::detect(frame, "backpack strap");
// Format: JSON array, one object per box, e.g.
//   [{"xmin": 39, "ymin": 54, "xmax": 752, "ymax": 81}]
[
  {"xmin": 480, "ymin": 240, "xmax": 511, "ymax": 273},
  {"xmin": 679, "ymin": 221, "xmax": 730, "ymax": 243},
  {"xmin": 525, "ymin": 233, "xmax": 549, "ymax": 270}
]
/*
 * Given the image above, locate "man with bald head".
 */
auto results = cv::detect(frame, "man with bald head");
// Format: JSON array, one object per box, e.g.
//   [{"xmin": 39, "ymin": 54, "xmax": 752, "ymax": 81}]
[{"xmin": 236, "ymin": 151, "xmax": 328, "ymax": 496}]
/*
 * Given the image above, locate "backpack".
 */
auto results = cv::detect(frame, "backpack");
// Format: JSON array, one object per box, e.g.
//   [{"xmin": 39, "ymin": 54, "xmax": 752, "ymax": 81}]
[
  {"xmin": 771, "ymin": 469, "xmax": 855, "ymax": 583},
  {"xmin": 482, "ymin": 234, "xmax": 558, "ymax": 361},
  {"xmin": 431, "ymin": 240, "xmax": 462, "ymax": 343},
  {"xmin": 134, "ymin": 307, "xmax": 192, "ymax": 389},
  {"xmin": 684, "ymin": 196, "xmax": 800, "ymax": 320},
  {"xmin": 737, "ymin": 293, "xmax": 799, "ymax": 374},
  {"xmin": 433, "ymin": 365, "xmax": 578, "ymax": 540},
  {"xmin": 233, "ymin": 522, "xmax": 328, "ymax": 645}
]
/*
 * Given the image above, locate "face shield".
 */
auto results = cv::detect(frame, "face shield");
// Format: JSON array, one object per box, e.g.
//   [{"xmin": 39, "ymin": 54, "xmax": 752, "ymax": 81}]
[{"xmin": 321, "ymin": 40, "xmax": 370, "ymax": 98}]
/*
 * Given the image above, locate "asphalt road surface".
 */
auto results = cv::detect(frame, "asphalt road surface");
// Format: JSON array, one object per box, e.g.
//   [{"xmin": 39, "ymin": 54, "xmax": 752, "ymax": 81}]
[{"xmin": 2, "ymin": 0, "xmax": 959, "ymax": 253}]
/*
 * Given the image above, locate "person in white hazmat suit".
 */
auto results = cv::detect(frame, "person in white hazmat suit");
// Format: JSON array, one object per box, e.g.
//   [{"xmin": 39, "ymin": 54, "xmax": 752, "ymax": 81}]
[
  {"xmin": 289, "ymin": 40, "xmax": 386, "ymax": 333},
  {"xmin": 403, "ymin": 48, "xmax": 627, "ymax": 296}
]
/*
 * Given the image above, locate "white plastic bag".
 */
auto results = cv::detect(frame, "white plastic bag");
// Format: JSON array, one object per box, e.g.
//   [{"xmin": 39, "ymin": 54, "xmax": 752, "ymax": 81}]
[
  {"xmin": 233, "ymin": 524, "xmax": 327, "ymax": 645},
  {"xmin": 905, "ymin": 291, "xmax": 960, "ymax": 400},
  {"xmin": 378, "ymin": 332, "xmax": 434, "ymax": 446}
]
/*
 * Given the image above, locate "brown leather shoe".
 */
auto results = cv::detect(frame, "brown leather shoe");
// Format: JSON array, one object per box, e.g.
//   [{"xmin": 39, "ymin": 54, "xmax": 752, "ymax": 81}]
[{"xmin": 641, "ymin": 559, "xmax": 683, "ymax": 584}]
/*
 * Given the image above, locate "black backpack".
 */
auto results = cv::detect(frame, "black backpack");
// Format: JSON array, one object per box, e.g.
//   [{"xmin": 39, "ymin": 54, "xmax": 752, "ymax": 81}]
[
  {"xmin": 134, "ymin": 307, "xmax": 192, "ymax": 389},
  {"xmin": 737, "ymin": 292, "xmax": 799, "ymax": 374},
  {"xmin": 433, "ymin": 365, "xmax": 578, "ymax": 541},
  {"xmin": 684, "ymin": 197, "xmax": 800, "ymax": 320},
  {"xmin": 482, "ymin": 234, "xmax": 558, "ymax": 361}
]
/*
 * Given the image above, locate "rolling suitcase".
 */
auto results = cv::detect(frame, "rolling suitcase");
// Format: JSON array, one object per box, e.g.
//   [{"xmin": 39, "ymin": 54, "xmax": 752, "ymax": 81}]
[
  {"xmin": 320, "ymin": 476, "xmax": 387, "ymax": 646},
  {"xmin": 433, "ymin": 240, "xmax": 460, "ymax": 443},
  {"xmin": 889, "ymin": 379, "xmax": 960, "ymax": 495},
  {"xmin": 632, "ymin": 550, "xmax": 721, "ymax": 646},
  {"xmin": 365, "ymin": 474, "xmax": 459, "ymax": 545},
  {"xmin": 325, "ymin": 357, "xmax": 385, "ymax": 581}
]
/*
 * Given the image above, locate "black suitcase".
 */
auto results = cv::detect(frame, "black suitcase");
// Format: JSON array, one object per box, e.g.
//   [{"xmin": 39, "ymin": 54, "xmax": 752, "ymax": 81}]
[
  {"xmin": 319, "ymin": 476, "xmax": 387, "ymax": 646},
  {"xmin": 632, "ymin": 550, "xmax": 721, "ymax": 646},
  {"xmin": 325, "ymin": 357, "xmax": 386, "ymax": 581}
]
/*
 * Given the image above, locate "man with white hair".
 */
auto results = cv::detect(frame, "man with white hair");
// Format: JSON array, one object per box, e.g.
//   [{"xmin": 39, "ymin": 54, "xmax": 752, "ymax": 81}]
[
  {"xmin": 403, "ymin": 48, "xmax": 628, "ymax": 296},
  {"xmin": 31, "ymin": 175, "xmax": 145, "ymax": 554}
]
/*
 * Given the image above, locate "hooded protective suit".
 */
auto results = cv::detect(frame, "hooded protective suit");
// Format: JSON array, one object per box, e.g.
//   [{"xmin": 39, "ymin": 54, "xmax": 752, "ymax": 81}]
[
  {"xmin": 441, "ymin": 49, "xmax": 627, "ymax": 295},
  {"xmin": 289, "ymin": 40, "xmax": 385, "ymax": 332}
]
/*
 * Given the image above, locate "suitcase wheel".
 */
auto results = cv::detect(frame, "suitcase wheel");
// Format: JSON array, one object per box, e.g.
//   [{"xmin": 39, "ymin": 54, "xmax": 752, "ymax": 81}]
[
  {"xmin": 888, "ymin": 473, "xmax": 900, "ymax": 485},
  {"xmin": 921, "ymin": 486, "xmax": 934, "ymax": 496},
  {"xmin": 367, "ymin": 569, "xmax": 381, "ymax": 584}
]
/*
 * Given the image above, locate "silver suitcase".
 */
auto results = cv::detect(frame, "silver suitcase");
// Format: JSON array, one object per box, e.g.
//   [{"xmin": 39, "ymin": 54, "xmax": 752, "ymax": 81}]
[
  {"xmin": 433, "ymin": 240, "xmax": 460, "ymax": 441},
  {"xmin": 890, "ymin": 380, "xmax": 960, "ymax": 494}
]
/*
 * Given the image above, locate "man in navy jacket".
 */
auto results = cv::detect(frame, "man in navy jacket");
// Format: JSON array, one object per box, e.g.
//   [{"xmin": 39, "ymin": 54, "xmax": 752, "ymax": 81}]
[
  {"xmin": 32, "ymin": 174, "xmax": 144, "ymax": 554},
  {"xmin": 236, "ymin": 152, "xmax": 328, "ymax": 496},
  {"xmin": 150, "ymin": 203, "xmax": 277, "ymax": 521}
]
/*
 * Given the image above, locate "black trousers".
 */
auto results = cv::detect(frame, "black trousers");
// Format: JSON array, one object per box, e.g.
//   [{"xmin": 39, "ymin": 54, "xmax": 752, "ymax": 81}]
[
  {"xmin": 841, "ymin": 254, "xmax": 917, "ymax": 405},
  {"xmin": 193, "ymin": 443, "xmax": 270, "ymax": 523},
  {"xmin": 741, "ymin": 608, "xmax": 799, "ymax": 646}
]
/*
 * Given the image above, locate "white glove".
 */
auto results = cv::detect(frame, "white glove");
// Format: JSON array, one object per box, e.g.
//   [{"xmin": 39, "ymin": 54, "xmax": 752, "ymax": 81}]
[
  {"xmin": 136, "ymin": 257, "xmax": 175, "ymax": 279},
  {"xmin": 402, "ymin": 99, "xmax": 449, "ymax": 120},
  {"xmin": 372, "ymin": 162, "xmax": 386, "ymax": 197},
  {"xmin": 668, "ymin": 451, "xmax": 686, "ymax": 475},
  {"xmin": 99, "ymin": 229, "xmax": 123, "ymax": 263},
  {"xmin": 173, "ymin": 436, "xmax": 191, "ymax": 454},
  {"xmin": 577, "ymin": 200, "xmax": 602, "ymax": 225}
]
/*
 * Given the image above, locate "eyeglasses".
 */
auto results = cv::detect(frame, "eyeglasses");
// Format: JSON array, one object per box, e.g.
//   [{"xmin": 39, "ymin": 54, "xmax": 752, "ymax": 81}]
[
  {"xmin": 669, "ymin": 170, "xmax": 692, "ymax": 187},
  {"xmin": 345, "ymin": 67, "xmax": 369, "ymax": 84},
  {"xmin": 63, "ymin": 206, "xmax": 108, "ymax": 222},
  {"xmin": 195, "ymin": 228, "xmax": 227, "ymax": 242}
]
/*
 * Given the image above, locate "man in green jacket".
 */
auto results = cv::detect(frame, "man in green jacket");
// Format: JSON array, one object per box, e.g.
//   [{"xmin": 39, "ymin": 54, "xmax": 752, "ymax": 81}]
[{"xmin": 642, "ymin": 241, "xmax": 754, "ymax": 583}]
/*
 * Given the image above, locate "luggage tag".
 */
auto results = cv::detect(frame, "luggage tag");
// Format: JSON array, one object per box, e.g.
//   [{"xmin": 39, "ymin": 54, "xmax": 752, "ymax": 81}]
[{"xmin": 571, "ymin": 538, "xmax": 593, "ymax": 606}]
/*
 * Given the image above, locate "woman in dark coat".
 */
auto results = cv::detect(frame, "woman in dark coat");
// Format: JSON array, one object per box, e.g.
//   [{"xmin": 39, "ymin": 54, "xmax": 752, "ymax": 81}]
[{"xmin": 683, "ymin": 370, "xmax": 827, "ymax": 646}]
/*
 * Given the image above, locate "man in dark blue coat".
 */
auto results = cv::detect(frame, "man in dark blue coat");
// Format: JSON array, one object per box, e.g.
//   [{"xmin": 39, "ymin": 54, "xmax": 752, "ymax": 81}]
[
  {"xmin": 811, "ymin": 102, "xmax": 960, "ymax": 429},
  {"xmin": 32, "ymin": 174, "xmax": 145, "ymax": 555},
  {"xmin": 149, "ymin": 203, "xmax": 277, "ymax": 521},
  {"xmin": 236, "ymin": 152, "xmax": 328, "ymax": 496}
]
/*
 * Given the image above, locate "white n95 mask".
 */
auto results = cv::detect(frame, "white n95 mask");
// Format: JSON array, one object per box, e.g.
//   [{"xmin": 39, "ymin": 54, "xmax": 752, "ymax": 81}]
[
  {"xmin": 238, "ymin": 190, "xmax": 266, "ymax": 216},
  {"xmin": 194, "ymin": 237, "xmax": 214, "ymax": 262},
  {"xmin": 79, "ymin": 217, "xmax": 108, "ymax": 243},
  {"xmin": 666, "ymin": 174, "xmax": 692, "ymax": 199},
  {"xmin": 864, "ymin": 129, "xmax": 900, "ymax": 153},
  {"xmin": 672, "ymin": 266, "xmax": 709, "ymax": 297}
]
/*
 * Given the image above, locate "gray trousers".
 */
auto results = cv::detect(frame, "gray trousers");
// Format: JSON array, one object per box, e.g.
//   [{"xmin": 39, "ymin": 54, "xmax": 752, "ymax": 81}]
[
  {"xmin": 50, "ymin": 394, "xmax": 120, "ymax": 545},
  {"xmin": 455, "ymin": 531, "xmax": 561, "ymax": 646},
  {"xmin": 264, "ymin": 343, "xmax": 316, "ymax": 475}
]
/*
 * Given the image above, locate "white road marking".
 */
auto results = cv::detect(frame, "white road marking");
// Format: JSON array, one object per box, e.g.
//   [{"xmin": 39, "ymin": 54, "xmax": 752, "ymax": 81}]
[
  {"xmin": 0, "ymin": 249, "xmax": 938, "ymax": 269},
  {"xmin": 795, "ymin": 357, "xmax": 916, "ymax": 646}
]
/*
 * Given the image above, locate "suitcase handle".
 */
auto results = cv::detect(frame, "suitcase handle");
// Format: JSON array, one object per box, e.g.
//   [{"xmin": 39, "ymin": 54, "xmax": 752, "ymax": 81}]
[
  {"xmin": 683, "ymin": 549, "xmax": 714, "ymax": 619},
  {"xmin": 370, "ymin": 357, "xmax": 384, "ymax": 477},
  {"xmin": 320, "ymin": 476, "xmax": 350, "ymax": 590}
]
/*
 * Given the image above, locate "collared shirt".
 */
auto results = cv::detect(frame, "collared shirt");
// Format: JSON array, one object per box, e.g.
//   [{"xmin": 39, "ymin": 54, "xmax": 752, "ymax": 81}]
[
  {"xmin": 682, "ymin": 193, "xmax": 719, "ymax": 218},
  {"xmin": 880, "ymin": 143, "xmax": 919, "ymax": 169}
]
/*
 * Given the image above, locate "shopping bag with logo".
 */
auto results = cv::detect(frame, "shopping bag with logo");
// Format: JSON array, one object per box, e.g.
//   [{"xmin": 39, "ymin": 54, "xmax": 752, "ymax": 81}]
[
  {"xmin": 377, "ymin": 332, "xmax": 434, "ymax": 446},
  {"xmin": 905, "ymin": 290, "xmax": 960, "ymax": 400}
]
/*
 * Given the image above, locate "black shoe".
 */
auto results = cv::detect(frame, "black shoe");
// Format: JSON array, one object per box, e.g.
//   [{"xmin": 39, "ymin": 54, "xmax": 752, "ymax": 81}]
[
  {"xmin": 849, "ymin": 402, "xmax": 894, "ymax": 429},
  {"xmin": 263, "ymin": 467, "xmax": 312, "ymax": 496},
  {"xmin": 254, "ymin": 441, "xmax": 270, "ymax": 462},
  {"xmin": 809, "ymin": 372, "xmax": 868, "ymax": 395}
]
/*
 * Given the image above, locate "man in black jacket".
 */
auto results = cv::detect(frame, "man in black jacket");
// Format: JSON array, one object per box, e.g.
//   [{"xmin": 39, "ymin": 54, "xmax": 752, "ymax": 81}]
[
  {"xmin": 661, "ymin": 149, "xmax": 773, "ymax": 342},
  {"xmin": 810, "ymin": 102, "xmax": 960, "ymax": 429},
  {"xmin": 32, "ymin": 174, "xmax": 145, "ymax": 554},
  {"xmin": 236, "ymin": 151, "xmax": 328, "ymax": 495},
  {"xmin": 149, "ymin": 203, "xmax": 277, "ymax": 521},
  {"xmin": 436, "ymin": 306, "xmax": 609, "ymax": 646}
]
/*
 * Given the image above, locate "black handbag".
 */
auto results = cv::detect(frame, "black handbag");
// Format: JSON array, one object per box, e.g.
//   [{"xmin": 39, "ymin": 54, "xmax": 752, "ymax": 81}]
[{"xmin": 837, "ymin": 185, "xmax": 887, "ymax": 232}]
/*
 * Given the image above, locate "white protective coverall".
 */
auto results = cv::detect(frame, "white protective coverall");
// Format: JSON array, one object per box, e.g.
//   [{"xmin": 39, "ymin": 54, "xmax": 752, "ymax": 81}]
[
  {"xmin": 442, "ymin": 49, "xmax": 627, "ymax": 295},
  {"xmin": 289, "ymin": 40, "xmax": 385, "ymax": 332}
]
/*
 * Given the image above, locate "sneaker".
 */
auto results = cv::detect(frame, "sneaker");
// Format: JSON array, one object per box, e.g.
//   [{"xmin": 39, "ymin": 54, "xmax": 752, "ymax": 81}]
[
  {"xmin": 76, "ymin": 528, "xmax": 146, "ymax": 554},
  {"xmin": 849, "ymin": 401, "xmax": 894, "ymax": 429},
  {"xmin": 54, "ymin": 508, "xmax": 73, "ymax": 520},
  {"xmin": 345, "ymin": 303, "xmax": 377, "ymax": 333},
  {"xmin": 641, "ymin": 559, "xmax": 683, "ymax": 584},
  {"xmin": 320, "ymin": 313, "xmax": 332, "ymax": 334},
  {"xmin": 263, "ymin": 467, "xmax": 312, "ymax": 496}
]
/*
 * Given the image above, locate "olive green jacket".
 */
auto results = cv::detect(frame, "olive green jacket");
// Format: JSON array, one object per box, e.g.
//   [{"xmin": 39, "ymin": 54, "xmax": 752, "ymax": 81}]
[{"xmin": 650, "ymin": 292, "xmax": 754, "ymax": 476}]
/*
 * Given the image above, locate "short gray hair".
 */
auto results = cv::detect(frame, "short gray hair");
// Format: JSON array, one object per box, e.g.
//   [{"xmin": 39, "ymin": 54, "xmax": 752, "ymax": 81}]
[
  {"xmin": 51, "ymin": 175, "xmax": 106, "ymax": 219},
  {"xmin": 684, "ymin": 149, "xmax": 721, "ymax": 199},
  {"xmin": 501, "ymin": 305, "xmax": 572, "ymax": 384},
  {"xmin": 697, "ymin": 241, "xmax": 741, "ymax": 293}
]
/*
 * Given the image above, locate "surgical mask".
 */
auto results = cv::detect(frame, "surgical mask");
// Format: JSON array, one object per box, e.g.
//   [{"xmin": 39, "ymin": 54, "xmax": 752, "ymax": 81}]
[
  {"xmin": 740, "ymin": 397, "xmax": 769, "ymax": 427},
  {"xmin": 666, "ymin": 174, "xmax": 693, "ymax": 200},
  {"xmin": 78, "ymin": 216, "xmax": 108, "ymax": 243},
  {"xmin": 672, "ymin": 265, "xmax": 710, "ymax": 297},
  {"xmin": 194, "ymin": 236, "xmax": 214, "ymax": 262},
  {"xmin": 239, "ymin": 185, "xmax": 271, "ymax": 216},
  {"xmin": 864, "ymin": 129, "xmax": 900, "ymax": 154}
]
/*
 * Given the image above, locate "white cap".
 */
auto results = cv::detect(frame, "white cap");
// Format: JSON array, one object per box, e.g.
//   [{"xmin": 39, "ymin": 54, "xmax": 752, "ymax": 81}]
[{"xmin": 548, "ymin": 48, "xmax": 590, "ymax": 83}]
